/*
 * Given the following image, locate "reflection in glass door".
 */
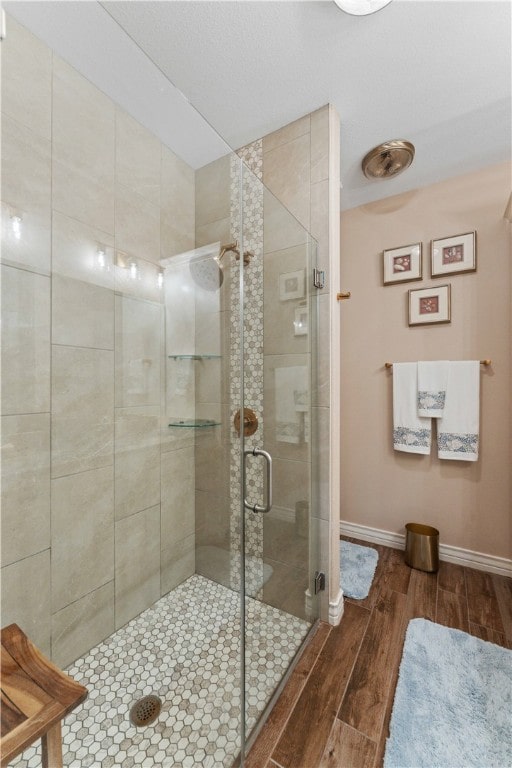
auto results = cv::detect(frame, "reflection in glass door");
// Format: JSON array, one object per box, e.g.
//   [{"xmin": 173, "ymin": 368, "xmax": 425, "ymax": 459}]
[{"xmin": 238, "ymin": 159, "xmax": 320, "ymax": 755}]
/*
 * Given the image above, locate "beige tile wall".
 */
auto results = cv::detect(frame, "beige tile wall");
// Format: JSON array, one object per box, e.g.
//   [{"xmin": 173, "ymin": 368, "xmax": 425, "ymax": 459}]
[
  {"xmin": 0, "ymin": 413, "xmax": 51, "ymax": 568},
  {"xmin": 0, "ymin": 15, "xmax": 196, "ymax": 666},
  {"xmin": 1, "ymin": 265, "xmax": 51, "ymax": 414},
  {"xmin": 262, "ymin": 107, "xmax": 341, "ymax": 622},
  {"xmin": 193, "ymin": 158, "xmax": 232, "ymax": 565},
  {"xmin": 1, "ymin": 114, "xmax": 52, "ymax": 273}
]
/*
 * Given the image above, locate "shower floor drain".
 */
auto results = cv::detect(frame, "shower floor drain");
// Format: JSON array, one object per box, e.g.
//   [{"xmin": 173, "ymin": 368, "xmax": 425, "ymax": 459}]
[{"xmin": 129, "ymin": 695, "xmax": 162, "ymax": 727}]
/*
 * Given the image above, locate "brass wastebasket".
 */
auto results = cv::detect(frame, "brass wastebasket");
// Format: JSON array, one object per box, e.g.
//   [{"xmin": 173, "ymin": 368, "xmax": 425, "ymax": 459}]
[{"xmin": 404, "ymin": 523, "xmax": 439, "ymax": 573}]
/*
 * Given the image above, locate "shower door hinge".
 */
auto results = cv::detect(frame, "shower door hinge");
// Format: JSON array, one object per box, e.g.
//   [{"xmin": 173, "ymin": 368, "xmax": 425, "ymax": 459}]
[
  {"xmin": 313, "ymin": 268, "xmax": 325, "ymax": 290},
  {"xmin": 314, "ymin": 571, "xmax": 326, "ymax": 595}
]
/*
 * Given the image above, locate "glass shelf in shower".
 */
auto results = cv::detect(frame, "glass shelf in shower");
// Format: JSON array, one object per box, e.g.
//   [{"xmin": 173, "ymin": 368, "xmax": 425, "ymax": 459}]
[
  {"xmin": 168, "ymin": 418, "xmax": 221, "ymax": 428},
  {"xmin": 168, "ymin": 354, "xmax": 221, "ymax": 360}
]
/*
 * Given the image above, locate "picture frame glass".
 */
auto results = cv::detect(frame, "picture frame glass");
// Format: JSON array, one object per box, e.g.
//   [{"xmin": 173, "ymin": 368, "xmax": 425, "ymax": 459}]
[
  {"xmin": 279, "ymin": 269, "xmax": 305, "ymax": 301},
  {"xmin": 409, "ymin": 284, "xmax": 451, "ymax": 326},
  {"xmin": 431, "ymin": 232, "xmax": 476, "ymax": 277},
  {"xmin": 383, "ymin": 243, "xmax": 422, "ymax": 285},
  {"xmin": 293, "ymin": 306, "xmax": 308, "ymax": 336}
]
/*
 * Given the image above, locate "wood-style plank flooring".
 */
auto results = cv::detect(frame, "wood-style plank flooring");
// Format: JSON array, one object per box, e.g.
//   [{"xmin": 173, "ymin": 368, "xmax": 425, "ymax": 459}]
[{"xmin": 246, "ymin": 537, "xmax": 512, "ymax": 768}]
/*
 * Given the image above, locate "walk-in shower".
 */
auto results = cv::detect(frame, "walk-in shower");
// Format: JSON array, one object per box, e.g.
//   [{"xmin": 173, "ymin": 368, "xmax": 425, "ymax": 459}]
[{"xmin": 1, "ymin": 8, "xmax": 325, "ymax": 767}]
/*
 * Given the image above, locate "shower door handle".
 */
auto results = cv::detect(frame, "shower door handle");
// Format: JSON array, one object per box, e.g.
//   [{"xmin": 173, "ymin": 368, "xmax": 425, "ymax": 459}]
[{"xmin": 243, "ymin": 448, "xmax": 273, "ymax": 514}]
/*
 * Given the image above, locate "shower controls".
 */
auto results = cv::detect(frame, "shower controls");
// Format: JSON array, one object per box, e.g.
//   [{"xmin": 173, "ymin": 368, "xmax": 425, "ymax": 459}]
[
  {"xmin": 243, "ymin": 448, "xmax": 273, "ymax": 514},
  {"xmin": 234, "ymin": 407, "xmax": 258, "ymax": 437}
]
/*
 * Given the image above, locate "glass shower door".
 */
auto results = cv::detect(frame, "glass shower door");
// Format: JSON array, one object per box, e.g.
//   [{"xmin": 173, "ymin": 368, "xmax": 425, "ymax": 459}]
[{"xmin": 239, "ymin": 161, "xmax": 320, "ymax": 752}]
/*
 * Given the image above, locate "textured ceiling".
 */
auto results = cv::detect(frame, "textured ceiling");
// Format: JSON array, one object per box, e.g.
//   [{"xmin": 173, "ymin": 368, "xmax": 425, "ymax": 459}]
[{"xmin": 6, "ymin": 0, "xmax": 511, "ymax": 210}]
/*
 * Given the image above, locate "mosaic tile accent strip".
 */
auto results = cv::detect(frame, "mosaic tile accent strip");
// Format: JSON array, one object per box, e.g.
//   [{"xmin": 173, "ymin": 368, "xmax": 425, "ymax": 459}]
[
  {"xmin": 10, "ymin": 575, "xmax": 309, "ymax": 768},
  {"xmin": 229, "ymin": 142, "xmax": 265, "ymax": 597}
]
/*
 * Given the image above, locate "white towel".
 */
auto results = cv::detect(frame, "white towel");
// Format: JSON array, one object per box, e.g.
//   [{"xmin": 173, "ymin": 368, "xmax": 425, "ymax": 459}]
[
  {"xmin": 417, "ymin": 360, "xmax": 449, "ymax": 417},
  {"xmin": 437, "ymin": 361, "xmax": 480, "ymax": 461},
  {"xmin": 393, "ymin": 363, "xmax": 431, "ymax": 454}
]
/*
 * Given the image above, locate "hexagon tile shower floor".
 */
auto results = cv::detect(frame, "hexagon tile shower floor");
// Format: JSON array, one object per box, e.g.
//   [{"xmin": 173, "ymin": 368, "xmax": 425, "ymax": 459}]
[{"xmin": 10, "ymin": 575, "xmax": 308, "ymax": 768}]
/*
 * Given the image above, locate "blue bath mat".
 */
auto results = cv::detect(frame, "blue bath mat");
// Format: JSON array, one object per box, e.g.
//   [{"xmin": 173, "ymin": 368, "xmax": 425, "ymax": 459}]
[
  {"xmin": 384, "ymin": 619, "xmax": 512, "ymax": 768},
  {"xmin": 339, "ymin": 539, "xmax": 379, "ymax": 599}
]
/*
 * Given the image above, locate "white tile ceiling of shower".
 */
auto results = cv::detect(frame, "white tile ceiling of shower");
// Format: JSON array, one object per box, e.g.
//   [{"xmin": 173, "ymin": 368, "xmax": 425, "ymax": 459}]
[{"xmin": 11, "ymin": 575, "xmax": 308, "ymax": 768}]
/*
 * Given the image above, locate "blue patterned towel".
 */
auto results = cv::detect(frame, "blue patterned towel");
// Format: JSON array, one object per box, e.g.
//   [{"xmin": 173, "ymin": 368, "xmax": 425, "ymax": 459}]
[
  {"xmin": 438, "ymin": 361, "xmax": 480, "ymax": 461},
  {"xmin": 417, "ymin": 360, "xmax": 449, "ymax": 417},
  {"xmin": 393, "ymin": 363, "xmax": 431, "ymax": 454}
]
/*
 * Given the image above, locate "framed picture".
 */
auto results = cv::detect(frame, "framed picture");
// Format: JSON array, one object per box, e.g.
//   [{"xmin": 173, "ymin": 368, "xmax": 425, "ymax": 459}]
[
  {"xmin": 383, "ymin": 242, "xmax": 422, "ymax": 285},
  {"xmin": 293, "ymin": 305, "xmax": 308, "ymax": 336},
  {"xmin": 408, "ymin": 284, "xmax": 451, "ymax": 326},
  {"xmin": 279, "ymin": 269, "xmax": 305, "ymax": 301},
  {"xmin": 431, "ymin": 232, "xmax": 476, "ymax": 277}
]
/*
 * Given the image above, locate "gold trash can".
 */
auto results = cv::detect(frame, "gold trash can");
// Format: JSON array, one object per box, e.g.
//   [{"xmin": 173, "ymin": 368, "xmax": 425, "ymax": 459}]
[{"xmin": 405, "ymin": 523, "xmax": 439, "ymax": 573}]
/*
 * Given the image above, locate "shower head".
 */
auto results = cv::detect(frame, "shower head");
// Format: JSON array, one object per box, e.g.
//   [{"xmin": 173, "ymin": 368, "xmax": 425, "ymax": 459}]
[
  {"xmin": 189, "ymin": 257, "xmax": 224, "ymax": 292},
  {"xmin": 186, "ymin": 240, "xmax": 253, "ymax": 292},
  {"xmin": 160, "ymin": 243, "xmax": 225, "ymax": 292}
]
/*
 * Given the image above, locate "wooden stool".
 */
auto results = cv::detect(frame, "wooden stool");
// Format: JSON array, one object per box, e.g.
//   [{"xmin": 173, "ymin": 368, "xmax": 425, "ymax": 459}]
[{"xmin": 1, "ymin": 623, "xmax": 88, "ymax": 768}]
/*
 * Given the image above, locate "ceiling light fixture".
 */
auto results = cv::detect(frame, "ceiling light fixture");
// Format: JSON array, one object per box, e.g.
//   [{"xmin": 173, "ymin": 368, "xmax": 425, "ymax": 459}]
[
  {"xmin": 333, "ymin": 0, "xmax": 392, "ymax": 16},
  {"xmin": 362, "ymin": 140, "xmax": 415, "ymax": 180}
]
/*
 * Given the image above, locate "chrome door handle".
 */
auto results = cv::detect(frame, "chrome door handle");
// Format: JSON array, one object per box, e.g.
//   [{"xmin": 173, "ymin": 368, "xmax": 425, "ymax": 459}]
[{"xmin": 243, "ymin": 448, "xmax": 273, "ymax": 514}]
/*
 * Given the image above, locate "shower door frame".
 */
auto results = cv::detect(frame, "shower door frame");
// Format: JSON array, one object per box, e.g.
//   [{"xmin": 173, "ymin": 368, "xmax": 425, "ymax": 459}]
[{"xmin": 236, "ymin": 158, "xmax": 322, "ymax": 762}]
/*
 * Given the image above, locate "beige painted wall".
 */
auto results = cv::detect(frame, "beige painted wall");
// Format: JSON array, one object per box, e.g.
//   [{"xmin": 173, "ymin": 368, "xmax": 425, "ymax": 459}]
[{"xmin": 340, "ymin": 162, "xmax": 511, "ymax": 561}]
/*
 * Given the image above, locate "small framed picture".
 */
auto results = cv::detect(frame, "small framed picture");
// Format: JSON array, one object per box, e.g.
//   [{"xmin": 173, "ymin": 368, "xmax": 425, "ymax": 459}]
[
  {"xmin": 408, "ymin": 284, "xmax": 451, "ymax": 326},
  {"xmin": 279, "ymin": 269, "xmax": 305, "ymax": 301},
  {"xmin": 293, "ymin": 305, "xmax": 308, "ymax": 336},
  {"xmin": 383, "ymin": 242, "xmax": 422, "ymax": 285},
  {"xmin": 431, "ymin": 232, "xmax": 476, "ymax": 277}
]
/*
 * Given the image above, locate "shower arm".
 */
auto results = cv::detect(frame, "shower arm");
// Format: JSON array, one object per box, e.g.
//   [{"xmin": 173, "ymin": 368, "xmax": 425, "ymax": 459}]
[{"xmin": 218, "ymin": 241, "xmax": 253, "ymax": 266}]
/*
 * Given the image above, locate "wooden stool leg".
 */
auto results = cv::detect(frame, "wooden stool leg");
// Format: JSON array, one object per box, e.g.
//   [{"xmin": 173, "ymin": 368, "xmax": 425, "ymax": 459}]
[{"xmin": 41, "ymin": 721, "xmax": 63, "ymax": 768}]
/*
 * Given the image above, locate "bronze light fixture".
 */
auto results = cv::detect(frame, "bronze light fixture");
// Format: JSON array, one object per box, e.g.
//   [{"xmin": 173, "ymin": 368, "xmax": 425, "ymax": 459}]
[{"xmin": 362, "ymin": 140, "xmax": 415, "ymax": 180}]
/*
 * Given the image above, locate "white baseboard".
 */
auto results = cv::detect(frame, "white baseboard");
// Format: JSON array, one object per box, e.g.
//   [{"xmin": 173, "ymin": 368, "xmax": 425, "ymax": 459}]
[
  {"xmin": 340, "ymin": 520, "xmax": 512, "ymax": 578},
  {"xmin": 328, "ymin": 587, "xmax": 344, "ymax": 626}
]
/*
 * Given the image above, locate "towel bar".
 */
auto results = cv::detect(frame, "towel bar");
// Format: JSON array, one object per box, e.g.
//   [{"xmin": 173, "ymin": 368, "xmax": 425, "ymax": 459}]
[{"xmin": 384, "ymin": 359, "xmax": 491, "ymax": 369}]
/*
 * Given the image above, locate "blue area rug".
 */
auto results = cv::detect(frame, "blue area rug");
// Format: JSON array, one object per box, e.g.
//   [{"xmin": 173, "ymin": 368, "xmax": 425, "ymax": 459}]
[
  {"xmin": 339, "ymin": 539, "xmax": 379, "ymax": 599},
  {"xmin": 384, "ymin": 618, "xmax": 512, "ymax": 768}
]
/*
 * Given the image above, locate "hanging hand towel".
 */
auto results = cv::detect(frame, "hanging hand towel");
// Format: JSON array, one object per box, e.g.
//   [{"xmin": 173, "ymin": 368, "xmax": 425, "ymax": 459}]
[
  {"xmin": 417, "ymin": 360, "xmax": 449, "ymax": 417},
  {"xmin": 437, "ymin": 361, "xmax": 480, "ymax": 461},
  {"xmin": 393, "ymin": 363, "xmax": 431, "ymax": 454}
]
